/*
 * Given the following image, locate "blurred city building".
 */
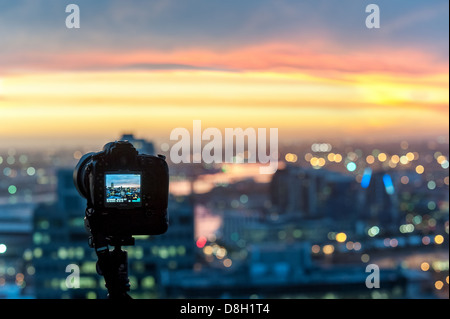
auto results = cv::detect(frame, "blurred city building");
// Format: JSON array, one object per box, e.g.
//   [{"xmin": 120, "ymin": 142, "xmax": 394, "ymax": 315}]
[
  {"xmin": 0, "ymin": 203, "xmax": 34, "ymax": 298},
  {"xmin": 359, "ymin": 171, "xmax": 400, "ymax": 229},
  {"xmin": 120, "ymin": 134, "xmax": 155, "ymax": 156},
  {"xmin": 161, "ymin": 240, "xmax": 431, "ymax": 299},
  {"xmin": 270, "ymin": 166, "xmax": 357, "ymax": 220}
]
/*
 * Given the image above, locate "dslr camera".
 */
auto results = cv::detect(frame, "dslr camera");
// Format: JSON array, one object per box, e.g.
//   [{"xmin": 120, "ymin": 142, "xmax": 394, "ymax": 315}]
[{"xmin": 73, "ymin": 141, "xmax": 169, "ymax": 237}]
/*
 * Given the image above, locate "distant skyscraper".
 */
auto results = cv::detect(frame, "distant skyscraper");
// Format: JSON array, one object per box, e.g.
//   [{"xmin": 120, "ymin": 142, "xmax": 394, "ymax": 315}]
[
  {"xmin": 270, "ymin": 166, "xmax": 355, "ymax": 220},
  {"xmin": 120, "ymin": 134, "xmax": 155, "ymax": 155},
  {"xmin": 360, "ymin": 171, "xmax": 399, "ymax": 228}
]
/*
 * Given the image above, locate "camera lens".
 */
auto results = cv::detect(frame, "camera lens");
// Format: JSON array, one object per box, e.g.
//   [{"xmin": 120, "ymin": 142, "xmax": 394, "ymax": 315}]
[{"xmin": 73, "ymin": 152, "xmax": 95, "ymax": 199}]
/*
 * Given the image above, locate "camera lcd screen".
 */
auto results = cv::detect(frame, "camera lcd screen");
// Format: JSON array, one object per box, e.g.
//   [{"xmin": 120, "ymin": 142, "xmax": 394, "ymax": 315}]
[{"xmin": 105, "ymin": 174, "xmax": 141, "ymax": 205}]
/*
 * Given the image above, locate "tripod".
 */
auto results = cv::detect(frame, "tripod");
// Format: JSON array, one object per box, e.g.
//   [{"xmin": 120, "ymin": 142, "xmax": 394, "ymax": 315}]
[{"xmin": 85, "ymin": 208, "xmax": 135, "ymax": 299}]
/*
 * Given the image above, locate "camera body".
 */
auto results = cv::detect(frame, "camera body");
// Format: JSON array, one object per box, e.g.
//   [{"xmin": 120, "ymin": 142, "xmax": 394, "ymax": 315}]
[{"xmin": 73, "ymin": 141, "xmax": 169, "ymax": 236}]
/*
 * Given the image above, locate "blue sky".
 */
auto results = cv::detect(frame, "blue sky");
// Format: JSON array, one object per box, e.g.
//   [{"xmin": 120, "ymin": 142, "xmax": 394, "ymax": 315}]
[
  {"xmin": 106, "ymin": 174, "xmax": 141, "ymax": 188},
  {"xmin": 0, "ymin": 0, "xmax": 448, "ymax": 71}
]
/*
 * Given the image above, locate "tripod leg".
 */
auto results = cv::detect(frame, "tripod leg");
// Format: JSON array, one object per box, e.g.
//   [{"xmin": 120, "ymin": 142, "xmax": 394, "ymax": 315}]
[{"xmin": 96, "ymin": 246, "xmax": 132, "ymax": 299}]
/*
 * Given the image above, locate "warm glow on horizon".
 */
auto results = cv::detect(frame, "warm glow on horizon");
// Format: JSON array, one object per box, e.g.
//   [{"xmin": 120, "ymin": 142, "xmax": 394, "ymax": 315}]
[{"xmin": 1, "ymin": 67, "xmax": 448, "ymax": 147}]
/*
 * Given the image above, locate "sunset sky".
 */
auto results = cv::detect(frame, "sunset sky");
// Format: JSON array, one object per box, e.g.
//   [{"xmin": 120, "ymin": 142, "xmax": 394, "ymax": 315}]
[{"xmin": 0, "ymin": 0, "xmax": 448, "ymax": 149}]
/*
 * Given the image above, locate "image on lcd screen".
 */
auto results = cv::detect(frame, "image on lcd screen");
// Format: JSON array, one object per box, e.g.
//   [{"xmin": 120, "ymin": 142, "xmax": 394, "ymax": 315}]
[{"xmin": 105, "ymin": 174, "xmax": 141, "ymax": 204}]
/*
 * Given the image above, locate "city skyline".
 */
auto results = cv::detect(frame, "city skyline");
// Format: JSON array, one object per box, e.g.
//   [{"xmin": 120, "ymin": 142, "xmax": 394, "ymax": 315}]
[
  {"xmin": 0, "ymin": 129, "xmax": 448, "ymax": 299},
  {"xmin": 106, "ymin": 174, "xmax": 141, "ymax": 189}
]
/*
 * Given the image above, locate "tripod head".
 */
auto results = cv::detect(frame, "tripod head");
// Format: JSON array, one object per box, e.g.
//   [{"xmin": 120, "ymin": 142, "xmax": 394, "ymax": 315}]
[
  {"xmin": 95, "ymin": 243, "xmax": 133, "ymax": 299},
  {"xmin": 85, "ymin": 208, "xmax": 135, "ymax": 299}
]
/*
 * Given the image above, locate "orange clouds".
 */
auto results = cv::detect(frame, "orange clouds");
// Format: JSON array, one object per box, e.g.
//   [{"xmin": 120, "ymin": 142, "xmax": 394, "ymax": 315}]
[
  {"xmin": 1, "ymin": 39, "xmax": 448, "ymax": 149},
  {"xmin": 5, "ymin": 42, "xmax": 447, "ymax": 78}
]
